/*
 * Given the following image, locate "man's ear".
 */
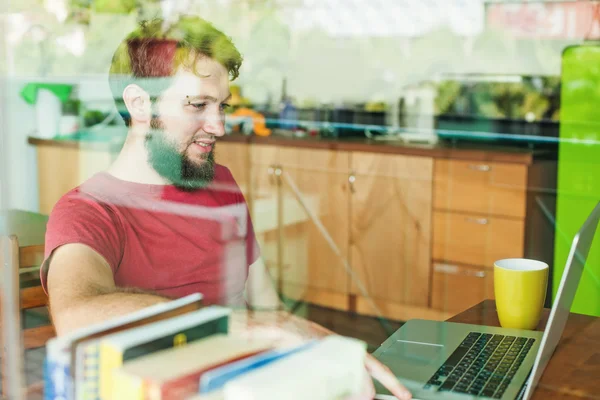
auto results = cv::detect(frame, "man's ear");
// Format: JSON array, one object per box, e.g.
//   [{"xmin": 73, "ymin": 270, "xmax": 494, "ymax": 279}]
[{"xmin": 123, "ymin": 84, "xmax": 151, "ymax": 124}]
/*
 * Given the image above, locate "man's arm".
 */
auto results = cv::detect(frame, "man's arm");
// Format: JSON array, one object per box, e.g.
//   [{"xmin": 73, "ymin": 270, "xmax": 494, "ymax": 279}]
[
  {"xmin": 244, "ymin": 258, "xmax": 283, "ymax": 310},
  {"xmin": 47, "ymin": 243, "xmax": 169, "ymax": 336}
]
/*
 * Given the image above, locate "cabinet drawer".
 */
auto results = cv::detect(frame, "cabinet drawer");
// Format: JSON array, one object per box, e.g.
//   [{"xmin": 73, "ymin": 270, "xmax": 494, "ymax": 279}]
[
  {"xmin": 431, "ymin": 263, "xmax": 495, "ymax": 314},
  {"xmin": 434, "ymin": 159, "xmax": 527, "ymax": 218},
  {"xmin": 433, "ymin": 211, "xmax": 525, "ymax": 267}
]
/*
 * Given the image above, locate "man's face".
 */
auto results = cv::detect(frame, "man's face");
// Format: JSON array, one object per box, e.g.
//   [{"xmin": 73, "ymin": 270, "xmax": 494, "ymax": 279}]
[{"xmin": 145, "ymin": 56, "xmax": 230, "ymax": 189}]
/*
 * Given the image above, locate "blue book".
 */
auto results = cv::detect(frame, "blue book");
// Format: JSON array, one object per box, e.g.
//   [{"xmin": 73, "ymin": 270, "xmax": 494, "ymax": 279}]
[{"xmin": 199, "ymin": 341, "xmax": 316, "ymax": 394}]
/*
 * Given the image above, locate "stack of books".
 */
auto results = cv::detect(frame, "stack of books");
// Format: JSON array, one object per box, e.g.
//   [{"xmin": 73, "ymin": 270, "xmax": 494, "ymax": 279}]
[{"xmin": 44, "ymin": 293, "xmax": 368, "ymax": 400}]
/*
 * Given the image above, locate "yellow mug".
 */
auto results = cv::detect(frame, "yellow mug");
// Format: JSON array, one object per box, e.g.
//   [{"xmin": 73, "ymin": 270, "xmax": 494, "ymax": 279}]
[{"xmin": 494, "ymin": 258, "xmax": 548, "ymax": 330}]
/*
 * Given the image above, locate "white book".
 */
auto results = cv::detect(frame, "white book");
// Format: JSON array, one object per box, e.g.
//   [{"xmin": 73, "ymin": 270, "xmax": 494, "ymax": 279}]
[{"xmin": 223, "ymin": 336, "xmax": 367, "ymax": 400}]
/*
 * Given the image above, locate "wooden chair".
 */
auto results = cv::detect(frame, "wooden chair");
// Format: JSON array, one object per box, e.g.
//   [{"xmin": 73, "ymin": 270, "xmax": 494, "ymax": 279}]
[{"xmin": 0, "ymin": 210, "xmax": 55, "ymax": 398}]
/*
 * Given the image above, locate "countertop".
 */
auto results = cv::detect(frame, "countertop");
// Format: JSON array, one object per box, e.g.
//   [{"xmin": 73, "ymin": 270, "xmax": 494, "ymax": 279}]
[{"xmin": 28, "ymin": 132, "xmax": 558, "ymax": 165}]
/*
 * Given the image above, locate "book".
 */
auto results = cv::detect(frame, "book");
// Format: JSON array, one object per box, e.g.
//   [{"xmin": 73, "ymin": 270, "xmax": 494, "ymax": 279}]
[
  {"xmin": 44, "ymin": 293, "xmax": 203, "ymax": 400},
  {"xmin": 98, "ymin": 306, "xmax": 230, "ymax": 400},
  {"xmin": 222, "ymin": 336, "xmax": 367, "ymax": 400},
  {"xmin": 111, "ymin": 334, "xmax": 273, "ymax": 400},
  {"xmin": 72, "ymin": 296, "xmax": 203, "ymax": 400},
  {"xmin": 198, "ymin": 341, "xmax": 316, "ymax": 394}
]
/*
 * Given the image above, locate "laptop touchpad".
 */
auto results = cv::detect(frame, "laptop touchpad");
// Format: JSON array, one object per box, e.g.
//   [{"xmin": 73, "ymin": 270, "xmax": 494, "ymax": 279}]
[{"xmin": 382, "ymin": 340, "xmax": 445, "ymax": 365}]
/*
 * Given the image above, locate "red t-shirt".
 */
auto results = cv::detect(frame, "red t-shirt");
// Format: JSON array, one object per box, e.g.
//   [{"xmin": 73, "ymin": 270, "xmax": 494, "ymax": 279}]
[{"xmin": 41, "ymin": 165, "xmax": 259, "ymax": 306}]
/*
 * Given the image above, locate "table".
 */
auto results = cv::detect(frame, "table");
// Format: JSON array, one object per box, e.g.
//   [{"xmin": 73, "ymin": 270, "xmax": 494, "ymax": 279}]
[{"xmin": 449, "ymin": 300, "xmax": 600, "ymax": 399}]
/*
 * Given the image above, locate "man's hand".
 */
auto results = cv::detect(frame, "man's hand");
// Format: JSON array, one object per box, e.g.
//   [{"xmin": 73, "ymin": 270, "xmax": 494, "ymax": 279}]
[{"xmin": 229, "ymin": 309, "xmax": 412, "ymax": 400}]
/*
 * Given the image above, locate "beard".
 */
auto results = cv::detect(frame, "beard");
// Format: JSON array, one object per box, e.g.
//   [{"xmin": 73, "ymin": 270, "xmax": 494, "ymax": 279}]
[{"xmin": 145, "ymin": 118, "xmax": 216, "ymax": 190}]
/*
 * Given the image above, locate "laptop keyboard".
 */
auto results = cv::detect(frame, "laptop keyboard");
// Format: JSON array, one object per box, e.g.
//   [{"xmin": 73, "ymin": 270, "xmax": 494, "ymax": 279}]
[{"xmin": 424, "ymin": 332, "xmax": 535, "ymax": 398}]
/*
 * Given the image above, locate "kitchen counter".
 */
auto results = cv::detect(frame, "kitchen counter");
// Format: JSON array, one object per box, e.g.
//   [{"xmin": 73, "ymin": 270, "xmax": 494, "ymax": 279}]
[
  {"xmin": 27, "ymin": 131, "xmax": 559, "ymax": 321},
  {"xmin": 28, "ymin": 132, "xmax": 557, "ymax": 165}
]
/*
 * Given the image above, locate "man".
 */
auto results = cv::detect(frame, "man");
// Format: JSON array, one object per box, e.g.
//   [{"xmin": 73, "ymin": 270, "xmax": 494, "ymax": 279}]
[{"xmin": 42, "ymin": 16, "xmax": 410, "ymax": 399}]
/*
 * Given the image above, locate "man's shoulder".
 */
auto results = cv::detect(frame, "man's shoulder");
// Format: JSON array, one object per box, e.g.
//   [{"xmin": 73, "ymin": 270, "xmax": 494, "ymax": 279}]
[{"xmin": 51, "ymin": 173, "xmax": 114, "ymax": 214}]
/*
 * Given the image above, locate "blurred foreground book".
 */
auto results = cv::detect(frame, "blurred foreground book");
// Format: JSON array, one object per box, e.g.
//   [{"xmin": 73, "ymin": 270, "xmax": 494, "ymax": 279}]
[
  {"xmin": 44, "ymin": 294, "xmax": 368, "ymax": 400},
  {"xmin": 44, "ymin": 293, "xmax": 203, "ymax": 400},
  {"xmin": 112, "ymin": 334, "xmax": 273, "ymax": 399}
]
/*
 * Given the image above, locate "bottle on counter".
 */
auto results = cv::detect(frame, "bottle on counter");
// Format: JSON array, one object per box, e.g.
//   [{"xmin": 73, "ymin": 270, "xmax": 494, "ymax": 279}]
[{"xmin": 279, "ymin": 97, "xmax": 298, "ymax": 131}]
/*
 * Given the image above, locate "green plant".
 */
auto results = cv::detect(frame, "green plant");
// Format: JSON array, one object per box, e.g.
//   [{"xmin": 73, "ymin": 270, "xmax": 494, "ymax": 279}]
[
  {"xmin": 62, "ymin": 99, "xmax": 81, "ymax": 116},
  {"xmin": 128, "ymin": 18, "xmax": 184, "ymax": 40},
  {"xmin": 67, "ymin": 0, "xmax": 164, "ymax": 27},
  {"xmin": 83, "ymin": 109, "xmax": 106, "ymax": 126}
]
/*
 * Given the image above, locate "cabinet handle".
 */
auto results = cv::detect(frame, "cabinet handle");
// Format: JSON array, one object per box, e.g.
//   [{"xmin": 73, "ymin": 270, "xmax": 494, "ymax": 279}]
[
  {"xmin": 349, "ymin": 174, "xmax": 356, "ymax": 193},
  {"xmin": 468, "ymin": 164, "xmax": 491, "ymax": 172},
  {"xmin": 267, "ymin": 166, "xmax": 282, "ymax": 175},
  {"xmin": 466, "ymin": 217, "xmax": 489, "ymax": 225},
  {"xmin": 434, "ymin": 263, "xmax": 487, "ymax": 278},
  {"xmin": 267, "ymin": 165, "xmax": 282, "ymax": 184}
]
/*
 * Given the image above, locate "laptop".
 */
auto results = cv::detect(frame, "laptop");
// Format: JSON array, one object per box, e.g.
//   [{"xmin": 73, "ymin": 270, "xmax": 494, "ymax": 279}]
[{"xmin": 373, "ymin": 201, "xmax": 600, "ymax": 400}]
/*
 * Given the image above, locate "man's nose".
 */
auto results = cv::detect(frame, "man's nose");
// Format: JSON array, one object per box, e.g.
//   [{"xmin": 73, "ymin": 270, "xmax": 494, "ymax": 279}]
[{"xmin": 201, "ymin": 110, "xmax": 225, "ymax": 137}]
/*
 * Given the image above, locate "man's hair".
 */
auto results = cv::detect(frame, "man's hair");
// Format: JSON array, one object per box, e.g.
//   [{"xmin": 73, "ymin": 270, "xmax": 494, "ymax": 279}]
[{"xmin": 108, "ymin": 16, "xmax": 243, "ymax": 125}]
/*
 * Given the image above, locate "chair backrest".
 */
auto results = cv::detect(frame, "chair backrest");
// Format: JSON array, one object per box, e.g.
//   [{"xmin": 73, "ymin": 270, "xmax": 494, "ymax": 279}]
[
  {"xmin": 0, "ymin": 210, "xmax": 55, "ymax": 349},
  {"xmin": 16, "ymin": 236, "xmax": 55, "ymax": 348},
  {"xmin": 1, "ymin": 234, "xmax": 26, "ymax": 399},
  {"xmin": 0, "ymin": 229, "xmax": 54, "ymax": 398}
]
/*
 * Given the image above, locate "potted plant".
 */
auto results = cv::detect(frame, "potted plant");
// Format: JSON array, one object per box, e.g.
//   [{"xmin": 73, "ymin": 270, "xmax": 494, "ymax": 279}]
[
  {"xmin": 126, "ymin": 18, "xmax": 184, "ymax": 77},
  {"xmin": 66, "ymin": 0, "xmax": 176, "ymax": 60}
]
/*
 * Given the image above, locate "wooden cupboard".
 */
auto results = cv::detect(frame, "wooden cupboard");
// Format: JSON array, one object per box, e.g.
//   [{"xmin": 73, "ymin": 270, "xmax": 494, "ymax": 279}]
[
  {"xmin": 247, "ymin": 146, "xmax": 437, "ymax": 319},
  {"xmin": 431, "ymin": 158, "xmax": 546, "ymax": 315},
  {"xmin": 279, "ymin": 148, "xmax": 350, "ymax": 304},
  {"xmin": 216, "ymin": 141, "xmax": 250, "ymax": 200},
  {"xmin": 36, "ymin": 146, "xmax": 115, "ymax": 214},
  {"xmin": 248, "ymin": 145, "xmax": 351, "ymax": 310},
  {"xmin": 248, "ymin": 144, "xmax": 280, "ymax": 285},
  {"xmin": 30, "ymin": 136, "xmax": 556, "ymax": 322},
  {"xmin": 350, "ymin": 152, "xmax": 433, "ymax": 320}
]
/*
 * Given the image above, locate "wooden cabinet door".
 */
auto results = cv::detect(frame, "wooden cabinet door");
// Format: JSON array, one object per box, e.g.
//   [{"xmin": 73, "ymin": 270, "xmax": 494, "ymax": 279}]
[
  {"xmin": 434, "ymin": 159, "xmax": 527, "ymax": 218},
  {"xmin": 37, "ymin": 146, "xmax": 115, "ymax": 214},
  {"xmin": 216, "ymin": 142, "xmax": 250, "ymax": 199},
  {"xmin": 278, "ymin": 148, "xmax": 350, "ymax": 305},
  {"xmin": 431, "ymin": 262, "xmax": 495, "ymax": 314},
  {"xmin": 249, "ymin": 144, "xmax": 280, "ymax": 283},
  {"xmin": 350, "ymin": 152, "xmax": 433, "ymax": 309}
]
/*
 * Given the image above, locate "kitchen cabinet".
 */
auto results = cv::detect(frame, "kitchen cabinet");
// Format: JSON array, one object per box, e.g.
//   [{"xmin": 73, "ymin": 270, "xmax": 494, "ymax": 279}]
[
  {"xmin": 249, "ymin": 145, "xmax": 280, "ymax": 286},
  {"xmin": 29, "ymin": 135, "xmax": 556, "ymax": 322},
  {"xmin": 36, "ymin": 145, "xmax": 115, "ymax": 214},
  {"xmin": 432, "ymin": 158, "xmax": 530, "ymax": 314},
  {"xmin": 253, "ymin": 146, "xmax": 436, "ymax": 318},
  {"xmin": 350, "ymin": 152, "xmax": 434, "ymax": 321},
  {"xmin": 250, "ymin": 144, "xmax": 351, "ymax": 310},
  {"xmin": 278, "ymin": 147, "xmax": 350, "ymax": 311},
  {"xmin": 217, "ymin": 141, "xmax": 250, "ymax": 200}
]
